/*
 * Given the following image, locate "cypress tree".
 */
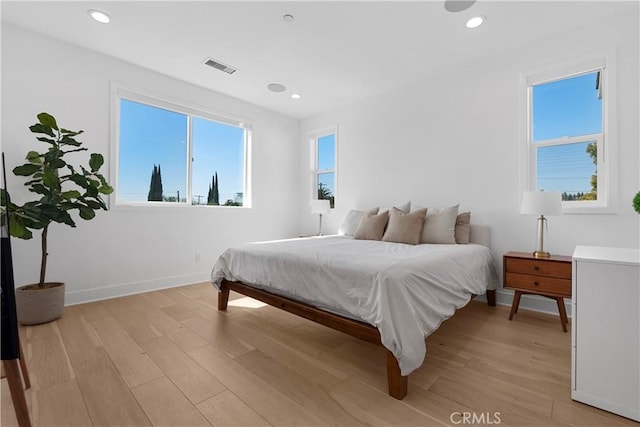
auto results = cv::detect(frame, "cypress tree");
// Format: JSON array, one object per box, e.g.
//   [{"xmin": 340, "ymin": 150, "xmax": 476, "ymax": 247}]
[
  {"xmin": 147, "ymin": 164, "xmax": 163, "ymax": 201},
  {"xmin": 213, "ymin": 171, "xmax": 220, "ymax": 205}
]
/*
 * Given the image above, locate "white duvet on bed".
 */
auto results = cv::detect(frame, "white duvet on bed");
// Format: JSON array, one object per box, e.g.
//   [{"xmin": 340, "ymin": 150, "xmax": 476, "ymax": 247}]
[{"xmin": 211, "ymin": 235, "xmax": 498, "ymax": 375}]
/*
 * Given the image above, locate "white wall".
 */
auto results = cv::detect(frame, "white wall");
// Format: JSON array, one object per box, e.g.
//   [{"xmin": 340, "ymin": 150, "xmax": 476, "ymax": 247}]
[
  {"xmin": 2, "ymin": 24, "xmax": 300, "ymax": 304},
  {"xmin": 299, "ymin": 12, "xmax": 639, "ymax": 312}
]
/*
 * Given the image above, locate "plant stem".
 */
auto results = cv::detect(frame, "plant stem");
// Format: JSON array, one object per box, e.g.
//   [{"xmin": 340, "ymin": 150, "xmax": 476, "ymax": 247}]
[{"xmin": 39, "ymin": 224, "xmax": 49, "ymax": 287}]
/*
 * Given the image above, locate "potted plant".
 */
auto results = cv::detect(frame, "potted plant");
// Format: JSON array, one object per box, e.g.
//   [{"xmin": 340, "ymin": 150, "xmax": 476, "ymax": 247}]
[{"xmin": 1, "ymin": 112, "xmax": 112, "ymax": 325}]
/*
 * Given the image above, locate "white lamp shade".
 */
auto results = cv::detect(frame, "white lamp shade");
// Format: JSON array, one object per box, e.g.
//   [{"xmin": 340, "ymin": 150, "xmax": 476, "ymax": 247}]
[
  {"xmin": 310, "ymin": 199, "xmax": 331, "ymax": 214},
  {"xmin": 521, "ymin": 191, "xmax": 562, "ymax": 215}
]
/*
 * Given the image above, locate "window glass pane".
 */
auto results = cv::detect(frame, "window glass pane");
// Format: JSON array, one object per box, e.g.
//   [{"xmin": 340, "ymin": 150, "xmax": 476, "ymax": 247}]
[
  {"xmin": 317, "ymin": 134, "xmax": 335, "ymax": 170},
  {"xmin": 192, "ymin": 117, "xmax": 245, "ymax": 206},
  {"xmin": 536, "ymin": 141, "xmax": 597, "ymax": 201},
  {"xmin": 532, "ymin": 72, "xmax": 602, "ymax": 142},
  {"xmin": 119, "ymin": 99, "xmax": 187, "ymax": 202},
  {"xmin": 317, "ymin": 172, "xmax": 335, "ymax": 208}
]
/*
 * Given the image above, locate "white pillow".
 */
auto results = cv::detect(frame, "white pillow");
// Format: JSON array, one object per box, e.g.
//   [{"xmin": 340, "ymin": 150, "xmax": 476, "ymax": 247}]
[
  {"xmin": 338, "ymin": 207, "xmax": 379, "ymax": 236},
  {"xmin": 413, "ymin": 204, "xmax": 459, "ymax": 244}
]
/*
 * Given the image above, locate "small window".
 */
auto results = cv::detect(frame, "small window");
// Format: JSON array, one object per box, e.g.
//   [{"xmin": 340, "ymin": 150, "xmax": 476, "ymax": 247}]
[
  {"xmin": 525, "ymin": 63, "xmax": 609, "ymax": 210},
  {"xmin": 310, "ymin": 128, "xmax": 337, "ymax": 208},
  {"xmin": 115, "ymin": 89, "xmax": 250, "ymax": 207}
]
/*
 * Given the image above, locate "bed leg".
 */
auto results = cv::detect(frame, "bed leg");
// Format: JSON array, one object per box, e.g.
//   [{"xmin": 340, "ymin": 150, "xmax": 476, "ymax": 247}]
[
  {"xmin": 218, "ymin": 285, "xmax": 230, "ymax": 311},
  {"xmin": 486, "ymin": 289, "xmax": 497, "ymax": 307},
  {"xmin": 385, "ymin": 350, "xmax": 407, "ymax": 400}
]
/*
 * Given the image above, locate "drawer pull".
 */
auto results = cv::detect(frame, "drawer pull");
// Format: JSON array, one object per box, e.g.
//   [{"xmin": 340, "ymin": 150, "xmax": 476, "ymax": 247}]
[
  {"xmin": 533, "ymin": 266, "xmax": 540, "ymax": 271},
  {"xmin": 534, "ymin": 281, "xmax": 540, "ymax": 286}
]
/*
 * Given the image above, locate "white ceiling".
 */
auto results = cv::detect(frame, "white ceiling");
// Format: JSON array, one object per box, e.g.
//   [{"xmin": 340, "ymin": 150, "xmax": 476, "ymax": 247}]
[{"xmin": 2, "ymin": 1, "xmax": 636, "ymax": 119}]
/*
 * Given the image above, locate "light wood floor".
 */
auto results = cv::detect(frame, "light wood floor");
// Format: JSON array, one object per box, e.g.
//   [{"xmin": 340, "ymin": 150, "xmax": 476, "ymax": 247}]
[{"xmin": 1, "ymin": 282, "xmax": 637, "ymax": 426}]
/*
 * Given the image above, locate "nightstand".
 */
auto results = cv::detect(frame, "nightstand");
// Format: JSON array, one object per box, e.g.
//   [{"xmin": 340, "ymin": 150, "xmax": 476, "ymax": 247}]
[{"xmin": 503, "ymin": 251, "xmax": 572, "ymax": 332}]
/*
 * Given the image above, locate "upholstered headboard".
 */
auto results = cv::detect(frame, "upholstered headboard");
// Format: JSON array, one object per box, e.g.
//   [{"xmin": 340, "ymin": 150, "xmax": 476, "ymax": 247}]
[{"xmin": 469, "ymin": 224, "xmax": 491, "ymax": 248}]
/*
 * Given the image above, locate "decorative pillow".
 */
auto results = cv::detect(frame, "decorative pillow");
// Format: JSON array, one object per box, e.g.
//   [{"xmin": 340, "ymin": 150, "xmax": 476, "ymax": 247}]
[
  {"xmin": 455, "ymin": 211, "xmax": 471, "ymax": 244},
  {"xmin": 353, "ymin": 210, "xmax": 389, "ymax": 241},
  {"xmin": 413, "ymin": 204, "xmax": 459, "ymax": 244},
  {"xmin": 338, "ymin": 207, "xmax": 380, "ymax": 236},
  {"xmin": 382, "ymin": 208, "xmax": 427, "ymax": 245}
]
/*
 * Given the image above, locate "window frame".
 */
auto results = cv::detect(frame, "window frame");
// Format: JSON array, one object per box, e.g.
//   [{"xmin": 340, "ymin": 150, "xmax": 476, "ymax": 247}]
[
  {"xmin": 519, "ymin": 53, "xmax": 617, "ymax": 214},
  {"xmin": 110, "ymin": 83, "xmax": 252, "ymax": 208},
  {"xmin": 309, "ymin": 125, "xmax": 338, "ymax": 209}
]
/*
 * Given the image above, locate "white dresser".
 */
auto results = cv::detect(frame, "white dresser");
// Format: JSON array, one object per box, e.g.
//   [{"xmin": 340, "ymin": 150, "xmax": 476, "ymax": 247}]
[{"xmin": 572, "ymin": 246, "xmax": 640, "ymax": 422}]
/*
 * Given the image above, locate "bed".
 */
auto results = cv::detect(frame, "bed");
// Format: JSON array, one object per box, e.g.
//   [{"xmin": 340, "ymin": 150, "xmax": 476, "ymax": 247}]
[{"xmin": 210, "ymin": 225, "xmax": 498, "ymax": 399}]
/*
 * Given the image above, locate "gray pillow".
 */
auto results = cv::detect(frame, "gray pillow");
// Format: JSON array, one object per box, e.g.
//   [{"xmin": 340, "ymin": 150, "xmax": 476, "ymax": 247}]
[
  {"xmin": 455, "ymin": 211, "xmax": 471, "ymax": 244},
  {"xmin": 338, "ymin": 207, "xmax": 380, "ymax": 236},
  {"xmin": 413, "ymin": 204, "xmax": 459, "ymax": 244},
  {"xmin": 382, "ymin": 207, "xmax": 427, "ymax": 245},
  {"xmin": 353, "ymin": 210, "xmax": 389, "ymax": 241}
]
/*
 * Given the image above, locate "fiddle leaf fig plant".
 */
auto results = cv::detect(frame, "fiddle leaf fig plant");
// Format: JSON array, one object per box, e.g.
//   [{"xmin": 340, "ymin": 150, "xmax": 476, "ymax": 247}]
[
  {"xmin": 634, "ymin": 191, "xmax": 640, "ymax": 214},
  {"xmin": 2, "ymin": 112, "xmax": 113, "ymax": 288}
]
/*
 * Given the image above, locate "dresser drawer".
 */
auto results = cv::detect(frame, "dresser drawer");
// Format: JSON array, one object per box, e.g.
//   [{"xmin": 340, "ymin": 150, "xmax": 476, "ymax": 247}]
[
  {"xmin": 505, "ymin": 272, "xmax": 571, "ymax": 296},
  {"xmin": 505, "ymin": 258, "xmax": 571, "ymax": 279}
]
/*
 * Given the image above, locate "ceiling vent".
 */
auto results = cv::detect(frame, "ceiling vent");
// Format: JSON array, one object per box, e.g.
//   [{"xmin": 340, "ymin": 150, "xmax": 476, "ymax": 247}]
[{"xmin": 203, "ymin": 58, "xmax": 237, "ymax": 74}]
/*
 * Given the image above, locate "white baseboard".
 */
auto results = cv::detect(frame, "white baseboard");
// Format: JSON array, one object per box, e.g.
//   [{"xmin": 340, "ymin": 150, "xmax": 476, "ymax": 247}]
[
  {"xmin": 65, "ymin": 272, "xmax": 211, "ymax": 306},
  {"xmin": 475, "ymin": 289, "xmax": 572, "ymax": 318}
]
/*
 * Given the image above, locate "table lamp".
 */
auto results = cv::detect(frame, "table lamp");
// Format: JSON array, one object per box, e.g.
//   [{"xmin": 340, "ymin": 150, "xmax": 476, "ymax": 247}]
[
  {"xmin": 520, "ymin": 191, "xmax": 562, "ymax": 258},
  {"xmin": 310, "ymin": 199, "xmax": 331, "ymax": 236}
]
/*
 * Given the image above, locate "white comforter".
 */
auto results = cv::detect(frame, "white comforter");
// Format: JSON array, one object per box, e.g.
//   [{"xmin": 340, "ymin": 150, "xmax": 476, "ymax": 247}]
[{"xmin": 211, "ymin": 235, "xmax": 498, "ymax": 375}]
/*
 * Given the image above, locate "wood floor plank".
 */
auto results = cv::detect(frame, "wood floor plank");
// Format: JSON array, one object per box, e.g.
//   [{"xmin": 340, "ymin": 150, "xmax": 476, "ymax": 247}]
[
  {"xmin": 182, "ymin": 314, "xmax": 254, "ymax": 358},
  {"xmin": 30, "ymin": 379, "xmax": 92, "ymax": 426},
  {"xmin": 68, "ymin": 347, "xmax": 151, "ymax": 426},
  {"xmin": 102, "ymin": 297, "xmax": 163, "ymax": 344},
  {"xmin": 189, "ymin": 344, "xmax": 328, "ymax": 426},
  {"xmin": 551, "ymin": 399, "xmax": 640, "ymax": 426},
  {"xmin": 131, "ymin": 376, "xmax": 211, "ymax": 426},
  {"xmin": 139, "ymin": 336, "xmax": 226, "ymax": 405},
  {"xmin": 22, "ymin": 322, "xmax": 74, "ymax": 389},
  {"xmin": 196, "ymin": 390, "xmax": 271, "ymax": 427},
  {"xmin": 89, "ymin": 316, "xmax": 164, "ymax": 388},
  {"xmin": 235, "ymin": 349, "xmax": 367, "ymax": 426}
]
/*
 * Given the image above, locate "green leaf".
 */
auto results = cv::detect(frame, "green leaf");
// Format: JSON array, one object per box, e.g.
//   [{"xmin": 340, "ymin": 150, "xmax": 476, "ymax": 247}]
[
  {"xmin": 60, "ymin": 129, "xmax": 83, "ymax": 137},
  {"xmin": 38, "ymin": 112, "xmax": 58, "ymax": 130},
  {"xmin": 98, "ymin": 184, "xmax": 114, "ymax": 195},
  {"xmin": 30, "ymin": 184, "xmax": 48, "ymax": 195},
  {"xmin": 89, "ymin": 153, "xmax": 104, "ymax": 172},
  {"xmin": 26, "ymin": 151, "xmax": 42, "ymax": 164},
  {"xmin": 13, "ymin": 163, "xmax": 41, "ymax": 176},
  {"xmin": 61, "ymin": 190, "xmax": 81, "ymax": 200},
  {"xmin": 78, "ymin": 206, "xmax": 96, "ymax": 220},
  {"xmin": 50, "ymin": 158, "xmax": 66, "ymax": 169},
  {"xmin": 9, "ymin": 220, "xmax": 32, "ymax": 239},
  {"xmin": 42, "ymin": 170, "xmax": 59, "ymax": 187},
  {"xmin": 36, "ymin": 137, "xmax": 56, "ymax": 144},
  {"xmin": 69, "ymin": 174, "xmax": 89, "ymax": 188},
  {"xmin": 60, "ymin": 135, "xmax": 82, "ymax": 146},
  {"xmin": 29, "ymin": 123, "xmax": 55, "ymax": 137}
]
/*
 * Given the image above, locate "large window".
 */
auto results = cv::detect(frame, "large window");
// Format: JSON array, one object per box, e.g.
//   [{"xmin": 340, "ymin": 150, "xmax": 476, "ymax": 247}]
[
  {"xmin": 523, "ymin": 57, "xmax": 613, "ymax": 211},
  {"xmin": 115, "ymin": 89, "xmax": 250, "ymax": 207},
  {"xmin": 310, "ymin": 127, "xmax": 337, "ymax": 208}
]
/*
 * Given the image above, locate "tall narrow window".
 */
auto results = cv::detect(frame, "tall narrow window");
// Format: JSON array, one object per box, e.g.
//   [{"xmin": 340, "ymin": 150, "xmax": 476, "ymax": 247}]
[
  {"xmin": 525, "ymin": 64, "xmax": 608, "ymax": 209},
  {"xmin": 115, "ymin": 89, "xmax": 250, "ymax": 207},
  {"xmin": 310, "ymin": 128, "xmax": 337, "ymax": 208}
]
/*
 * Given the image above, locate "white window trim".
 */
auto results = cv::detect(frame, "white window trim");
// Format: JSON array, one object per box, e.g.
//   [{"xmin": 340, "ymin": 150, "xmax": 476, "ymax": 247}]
[
  {"xmin": 110, "ymin": 82, "xmax": 253, "ymax": 209},
  {"xmin": 518, "ymin": 52, "xmax": 618, "ymax": 214},
  {"xmin": 309, "ymin": 125, "xmax": 338, "ymax": 208}
]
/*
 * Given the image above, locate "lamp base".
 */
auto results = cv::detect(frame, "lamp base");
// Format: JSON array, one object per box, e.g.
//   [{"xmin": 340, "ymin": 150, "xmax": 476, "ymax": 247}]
[{"xmin": 533, "ymin": 250, "xmax": 551, "ymax": 258}]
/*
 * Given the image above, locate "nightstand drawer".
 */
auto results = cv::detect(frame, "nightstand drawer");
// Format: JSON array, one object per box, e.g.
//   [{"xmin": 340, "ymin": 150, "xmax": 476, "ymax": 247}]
[
  {"xmin": 505, "ymin": 258, "xmax": 571, "ymax": 279},
  {"xmin": 505, "ymin": 272, "xmax": 571, "ymax": 296}
]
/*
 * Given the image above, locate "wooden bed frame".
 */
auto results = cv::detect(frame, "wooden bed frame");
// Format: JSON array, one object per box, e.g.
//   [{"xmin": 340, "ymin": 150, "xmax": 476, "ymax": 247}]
[{"xmin": 218, "ymin": 278, "xmax": 497, "ymax": 400}]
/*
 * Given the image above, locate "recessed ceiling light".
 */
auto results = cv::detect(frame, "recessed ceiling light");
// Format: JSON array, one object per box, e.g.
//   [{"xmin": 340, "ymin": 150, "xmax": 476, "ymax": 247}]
[
  {"xmin": 466, "ymin": 15, "xmax": 485, "ymax": 29},
  {"xmin": 88, "ymin": 10, "xmax": 111, "ymax": 24},
  {"xmin": 291, "ymin": 93, "xmax": 302, "ymax": 99},
  {"xmin": 444, "ymin": 0, "xmax": 476, "ymax": 13},
  {"xmin": 267, "ymin": 83, "xmax": 286, "ymax": 93},
  {"xmin": 283, "ymin": 14, "xmax": 294, "ymax": 23}
]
